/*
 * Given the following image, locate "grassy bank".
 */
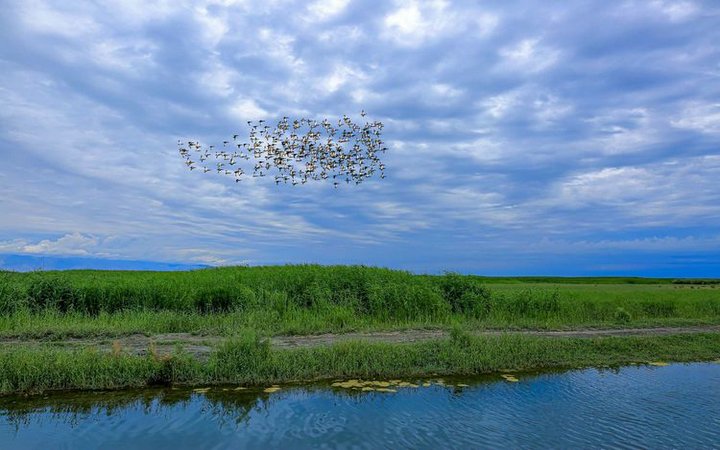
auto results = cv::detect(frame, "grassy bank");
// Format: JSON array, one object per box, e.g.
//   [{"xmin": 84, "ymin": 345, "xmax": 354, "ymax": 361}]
[
  {"xmin": 1, "ymin": 266, "xmax": 719, "ymax": 394},
  {"xmin": 1, "ymin": 331, "xmax": 720, "ymax": 395},
  {"xmin": 1, "ymin": 266, "xmax": 720, "ymax": 338}
]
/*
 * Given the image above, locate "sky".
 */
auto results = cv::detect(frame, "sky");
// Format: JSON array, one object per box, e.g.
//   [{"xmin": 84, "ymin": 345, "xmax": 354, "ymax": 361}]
[{"xmin": 1, "ymin": 0, "xmax": 719, "ymax": 276}]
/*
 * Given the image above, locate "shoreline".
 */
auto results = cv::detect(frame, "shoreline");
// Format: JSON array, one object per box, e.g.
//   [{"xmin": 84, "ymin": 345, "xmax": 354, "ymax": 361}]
[{"xmin": 2, "ymin": 330, "xmax": 719, "ymax": 395}]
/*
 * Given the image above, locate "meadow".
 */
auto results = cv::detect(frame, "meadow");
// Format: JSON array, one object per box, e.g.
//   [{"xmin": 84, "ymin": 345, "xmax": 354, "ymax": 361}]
[
  {"xmin": 1, "ymin": 265, "xmax": 720, "ymax": 338},
  {"xmin": 1, "ymin": 265, "xmax": 720, "ymax": 394}
]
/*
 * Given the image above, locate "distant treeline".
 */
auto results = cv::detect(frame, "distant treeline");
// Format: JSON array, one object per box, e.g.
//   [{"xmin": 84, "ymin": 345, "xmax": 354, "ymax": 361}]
[{"xmin": 670, "ymin": 279, "xmax": 720, "ymax": 285}]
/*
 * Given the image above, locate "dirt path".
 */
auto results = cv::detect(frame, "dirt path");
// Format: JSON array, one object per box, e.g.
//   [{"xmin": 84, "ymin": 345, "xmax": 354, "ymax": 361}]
[
  {"xmin": 271, "ymin": 325, "xmax": 720, "ymax": 348},
  {"xmin": 2, "ymin": 325, "xmax": 719, "ymax": 360}
]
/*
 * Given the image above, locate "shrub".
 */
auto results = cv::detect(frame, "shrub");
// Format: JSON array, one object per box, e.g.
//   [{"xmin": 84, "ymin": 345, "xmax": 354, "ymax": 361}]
[{"xmin": 438, "ymin": 272, "xmax": 493, "ymax": 316}]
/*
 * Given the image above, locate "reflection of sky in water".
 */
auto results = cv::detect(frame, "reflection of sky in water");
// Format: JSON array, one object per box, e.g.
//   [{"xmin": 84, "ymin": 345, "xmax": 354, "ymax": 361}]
[{"xmin": 2, "ymin": 363, "xmax": 719, "ymax": 449}]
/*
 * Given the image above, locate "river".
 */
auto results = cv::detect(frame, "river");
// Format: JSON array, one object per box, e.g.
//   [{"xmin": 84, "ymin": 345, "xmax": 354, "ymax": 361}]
[{"xmin": 1, "ymin": 362, "xmax": 719, "ymax": 449}]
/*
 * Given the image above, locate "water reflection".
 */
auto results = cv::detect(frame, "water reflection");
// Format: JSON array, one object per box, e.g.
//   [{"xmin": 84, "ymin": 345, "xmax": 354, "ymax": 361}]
[{"xmin": 1, "ymin": 363, "xmax": 719, "ymax": 449}]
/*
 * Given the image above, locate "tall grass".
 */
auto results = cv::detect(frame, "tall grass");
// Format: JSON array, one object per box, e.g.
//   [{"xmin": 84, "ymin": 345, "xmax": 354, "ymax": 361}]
[
  {"xmin": 1, "ymin": 266, "xmax": 719, "ymax": 338},
  {"xmin": 0, "ymin": 267, "xmax": 495, "ymax": 319},
  {"xmin": 2, "ymin": 331, "xmax": 720, "ymax": 395}
]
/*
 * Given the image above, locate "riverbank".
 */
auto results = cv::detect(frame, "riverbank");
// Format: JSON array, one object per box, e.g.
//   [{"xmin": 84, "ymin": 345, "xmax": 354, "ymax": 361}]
[
  {"xmin": 2, "ymin": 331, "xmax": 720, "ymax": 395},
  {"xmin": 1, "ymin": 266, "xmax": 719, "ymax": 394}
]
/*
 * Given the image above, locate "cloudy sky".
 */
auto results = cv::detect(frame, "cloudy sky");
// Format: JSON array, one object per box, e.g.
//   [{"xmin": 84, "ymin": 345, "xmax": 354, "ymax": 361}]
[{"xmin": 1, "ymin": 0, "xmax": 719, "ymax": 275}]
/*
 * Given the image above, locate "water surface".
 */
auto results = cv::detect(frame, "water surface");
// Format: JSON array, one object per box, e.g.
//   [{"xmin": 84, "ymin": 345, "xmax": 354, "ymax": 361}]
[{"xmin": 1, "ymin": 363, "xmax": 719, "ymax": 449}]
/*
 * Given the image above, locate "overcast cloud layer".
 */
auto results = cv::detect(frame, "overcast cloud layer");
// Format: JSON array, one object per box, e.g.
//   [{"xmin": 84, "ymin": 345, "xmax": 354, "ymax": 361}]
[{"xmin": 1, "ymin": 0, "xmax": 719, "ymax": 275}]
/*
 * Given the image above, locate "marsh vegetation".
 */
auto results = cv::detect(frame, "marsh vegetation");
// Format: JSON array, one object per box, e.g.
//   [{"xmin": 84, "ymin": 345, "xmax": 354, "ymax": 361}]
[
  {"xmin": 1, "ymin": 266, "xmax": 719, "ymax": 394},
  {"xmin": 1, "ymin": 266, "xmax": 719, "ymax": 339}
]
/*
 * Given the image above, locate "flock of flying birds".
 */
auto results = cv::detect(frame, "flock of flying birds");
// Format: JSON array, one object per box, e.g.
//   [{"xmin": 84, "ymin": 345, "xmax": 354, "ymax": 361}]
[{"xmin": 178, "ymin": 111, "xmax": 387, "ymax": 188}]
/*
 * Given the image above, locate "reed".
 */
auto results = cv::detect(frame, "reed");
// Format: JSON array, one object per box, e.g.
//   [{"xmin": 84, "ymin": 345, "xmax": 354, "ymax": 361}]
[{"xmin": 1, "ymin": 266, "xmax": 719, "ymax": 338}]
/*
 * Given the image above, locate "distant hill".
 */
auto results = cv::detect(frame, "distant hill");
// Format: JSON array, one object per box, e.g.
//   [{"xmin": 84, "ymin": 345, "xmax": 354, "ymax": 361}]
[{"xmin": 0, "ymin": 254, "xmax": 210, "ymax": 272}]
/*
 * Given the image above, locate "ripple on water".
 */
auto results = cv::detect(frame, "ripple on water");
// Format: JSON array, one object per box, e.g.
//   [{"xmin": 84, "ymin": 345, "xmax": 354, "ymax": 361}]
[{"xmin": 1, "ymin": 363, "xmax": 719, "ymax": 449}]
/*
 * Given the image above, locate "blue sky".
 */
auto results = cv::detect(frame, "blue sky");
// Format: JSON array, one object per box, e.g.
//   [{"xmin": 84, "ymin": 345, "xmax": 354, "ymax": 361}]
[{"xmin": 1, "ymin": 0, "xmax": 719, "ymax": 275}]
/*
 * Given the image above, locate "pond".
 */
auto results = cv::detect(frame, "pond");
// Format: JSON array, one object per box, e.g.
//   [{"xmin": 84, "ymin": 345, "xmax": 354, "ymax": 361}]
[{"xmin": 1, "ymin": 363, "xmax": 719, "ymax": 449}]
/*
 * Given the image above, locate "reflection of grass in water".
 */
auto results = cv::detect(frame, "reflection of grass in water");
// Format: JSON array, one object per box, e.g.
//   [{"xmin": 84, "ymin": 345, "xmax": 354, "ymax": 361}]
[
  {"xmin": 0, "ymin": 387, "xmax": 196, "ymax": 429},
  {"xmin": 0, "ymin": 386, "xmax": 269, "ymax": 431},
  {"xmin": 2, "ymin": 331, "xmax": 720, "ymax": 395},
  {"xmin": 0, "ymin": 267, "xmax": 719, "ymax": 340},
  {"xmin": 1, "ymin": 355, "xmax": 717, "ymax": 431}
]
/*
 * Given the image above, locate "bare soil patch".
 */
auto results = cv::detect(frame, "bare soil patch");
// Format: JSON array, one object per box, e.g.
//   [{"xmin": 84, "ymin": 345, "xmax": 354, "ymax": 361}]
[{"xmin": 271, "ymin": 325, "xmax": 720, "ymax": 348}]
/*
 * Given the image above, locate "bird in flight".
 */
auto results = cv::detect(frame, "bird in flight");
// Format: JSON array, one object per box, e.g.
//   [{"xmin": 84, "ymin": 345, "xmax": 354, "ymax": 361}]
[{"xmin": 178, "ymin": 112, "xmax": 387, "ymax": 188}]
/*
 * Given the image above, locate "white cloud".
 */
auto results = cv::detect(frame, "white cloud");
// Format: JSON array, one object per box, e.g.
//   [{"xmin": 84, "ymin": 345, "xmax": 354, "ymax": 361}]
[
  {"xmin": 194, "ymin": 4, "xmax": 230, "ymax": 46},
  {"xmin": 430, "ymin": 83, "xmax": 463, "ymax": 99},
  {"xmin": 479, "ymin": 87, "xmax": 573, "ymax": 127},
  {"xmin": 384, "ymin": 2, "xmax": 424, "ymax": 37},
  {"xmin": 317, "ymin": 25, "xmax": 364, "ymax": 44},
  {"xmin": 229, "ymin": 98, "xmax": 269, "ymax": 119},
  {"xmin": 0, "ymin": 240, "xmax": 29, "ymax": 254},
  {"xmin": 449, "ymin": 138, "xmax": 507, "ymax": 164},
  {"xmin": 532, "ymin": 94, "xmax": 574, "ymax": 125},
  {"xmin": 383, "ymin": 0, "xmax": 497, "ymax": 46},
  {"xmin": 255, "ymin": 28, "xmax": 304, "ymax": 70},
  {"xmin": 546, "ymin": 156, "xmax": 720, "ymax": 225},
  {"xmin": 307, "ymin": 0, "xmax": 350, "ymax": 21},
  {"xmin": 349, "ymin": 87, "xmax": 382, "ymax": 104},
  {"xmin": 198, "ymin": 63, "xmax": 237, "ymax": 97},
  {"xmin": 671, "ymin": 102, "xmax": 720, "ymax": 134},
  {"xmin": 18, "ymin": 1, "xmax": 99, "ymax": 39},
  {"xmin": 557, "ymin": 167, "xmax": 654, "ymax": 206},
  {"xmin": 482, "ymin": 92, "xmax": 520, "ymax": 119},
  {"xmin": 651, "ymin": 0, "xmax": 698, "ymax": 22},
  {"xmin": 323, "ymin": 63, "xmax": 369, "ymax": 94},
  {"xmin": 498, "ymin": 38, "xmax": 560, "ymax": 73},
  {"xmin": 581, "ymin": 108, "xmax": 665, "ymax": 155},
  {"xmin": 532, "ymin": 235, "xmax": 720, "ymax": 253},
  {"xmin": 0, "ymin": 233, "xmax": 102, "ymax": 256}
]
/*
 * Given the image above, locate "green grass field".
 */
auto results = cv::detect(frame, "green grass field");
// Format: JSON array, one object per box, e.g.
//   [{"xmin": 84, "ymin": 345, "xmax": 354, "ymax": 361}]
[
  {"xmin": 1, "ymin": 265, "xmax": 719, "ymax": 394},
  {"xmin": 1, "ymin": 265, "xmax": 720, "ymax": 338}
]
